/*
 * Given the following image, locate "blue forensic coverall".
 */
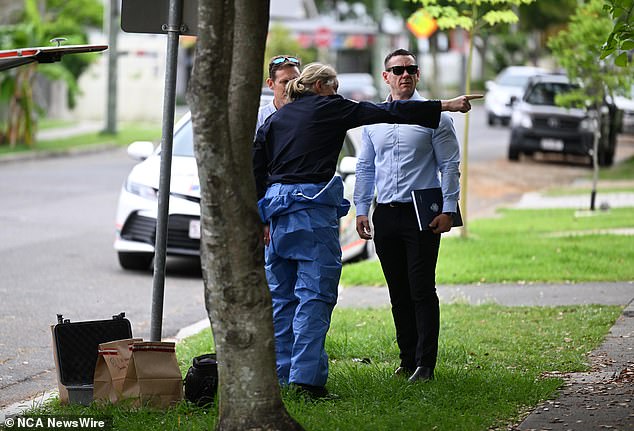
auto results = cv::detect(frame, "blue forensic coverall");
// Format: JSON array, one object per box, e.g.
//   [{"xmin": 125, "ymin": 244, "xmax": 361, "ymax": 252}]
[
  {"xmin": 253, "ymin": 93, "xmax": 442, "ymax": 387},
  {"xmin": 258, "ymin": 177, "xmax": 349, "ymax": 386}
]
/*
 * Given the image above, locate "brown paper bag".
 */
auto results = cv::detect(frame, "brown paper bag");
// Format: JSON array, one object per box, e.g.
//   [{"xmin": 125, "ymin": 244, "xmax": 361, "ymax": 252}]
[
  {"xmin": 93, "ymin": 338, "xmax": 142, "ymax": 403},
  {"xmin": 121, "ymin": 341, "xmax": 183, "ymax": 408}
]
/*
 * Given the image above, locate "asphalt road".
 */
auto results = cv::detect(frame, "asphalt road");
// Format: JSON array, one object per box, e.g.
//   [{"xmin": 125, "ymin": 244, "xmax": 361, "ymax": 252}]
[{"xmin": 447, "ymin": 102, "xmax": 511, "ymax": 163}]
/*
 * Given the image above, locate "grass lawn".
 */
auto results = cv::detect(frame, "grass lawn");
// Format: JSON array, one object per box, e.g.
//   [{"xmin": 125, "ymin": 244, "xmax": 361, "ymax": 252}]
[
  {"xmin": 341, "ymin": 206, "xmax": 634, "ymax": 286},
  {"xmin": 599, "ymin": 154, "xmax": 634, "ymax": 180},
  {"xmin": 31, "ymin": 304, "xmax": 621, "ymax": 430},
  {"xmin": 38, "ymin": 118, "xmax": 76, "ymax": 130}
]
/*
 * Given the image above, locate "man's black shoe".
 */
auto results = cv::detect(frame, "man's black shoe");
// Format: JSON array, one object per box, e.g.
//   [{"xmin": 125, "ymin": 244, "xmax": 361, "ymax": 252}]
[
  {"xmin": 393, "ymin": 366, "xmax": 415, "ymax": 378},
  {"xmin": 291, "ymin": 383, "xmax": 330, "ymax": 400},
  {"xmin": 407, "ymin": 366, "xmax": 434, "ymax": 383}
]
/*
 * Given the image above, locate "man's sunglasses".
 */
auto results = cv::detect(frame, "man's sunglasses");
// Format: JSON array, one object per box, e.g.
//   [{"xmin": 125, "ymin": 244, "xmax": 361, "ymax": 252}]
[
  {"xmin": 270, "ymin": 56, "xmax": 300, "ymax": 66},
  {"xmin": 386, "ymin": 65, "xmax": 419, "ymax": 75}
]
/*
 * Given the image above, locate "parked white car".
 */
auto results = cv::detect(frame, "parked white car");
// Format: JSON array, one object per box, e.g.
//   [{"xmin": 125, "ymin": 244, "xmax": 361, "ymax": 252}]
[
  {"xmin": 114, "ymin": 112, "xmax": 373, "ymax": 270},
  {"xmin": 485, "ymin": 65, "xmax": 548, "ymax": 126}
]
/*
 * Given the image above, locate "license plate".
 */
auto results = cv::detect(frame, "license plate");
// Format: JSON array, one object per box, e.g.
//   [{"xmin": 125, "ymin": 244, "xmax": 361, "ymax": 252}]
[
  {"xmin": 541, "ymin": 138, "xmax": 564, "ymax": 151},
  {"xmin": 189, "ymin": 219, "xmax": 201, "ymax": 239}
]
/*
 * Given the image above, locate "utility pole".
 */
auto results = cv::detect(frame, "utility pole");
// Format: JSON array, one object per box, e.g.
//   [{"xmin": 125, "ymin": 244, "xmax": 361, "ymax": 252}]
[{"xmin": 103, "ymin": 0, "xmax": 119, "ymax": 134}]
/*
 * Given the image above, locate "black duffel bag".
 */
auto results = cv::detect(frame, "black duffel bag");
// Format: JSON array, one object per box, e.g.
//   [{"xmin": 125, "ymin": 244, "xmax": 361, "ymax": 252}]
[{"xmin": 184, "ymin": 353, "xmax": 218, "ymax": 406}]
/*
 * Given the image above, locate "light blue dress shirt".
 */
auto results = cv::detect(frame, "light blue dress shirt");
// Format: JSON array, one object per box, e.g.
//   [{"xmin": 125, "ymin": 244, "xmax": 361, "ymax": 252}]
[
  {"xmin": 353, "ymin": 90, "xmax": 460, "ymax": 217},
  {"xmin": 257, "ymin": 101, "xmax": 277, "ymax": 130}
]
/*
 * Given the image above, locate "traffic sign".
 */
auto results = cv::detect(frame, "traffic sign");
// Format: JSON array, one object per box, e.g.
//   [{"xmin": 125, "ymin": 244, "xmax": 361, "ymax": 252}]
[
  {"xmin": 407, "ymin": 9, "xmax": 438, "ymax": 39},
  {"xmin": 315, "ymin": 27, "xmax": 333, "ymax": 48},
  {"xmin": 121, "ymin": 0, "xmax": 198, "ymax": 36}
]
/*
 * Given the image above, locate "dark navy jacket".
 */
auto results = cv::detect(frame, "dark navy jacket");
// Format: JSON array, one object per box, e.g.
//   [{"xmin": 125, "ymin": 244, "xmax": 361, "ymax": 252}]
[{"xmin": 253, "ymin": 93, "xmax": 441, "ymax": 200}]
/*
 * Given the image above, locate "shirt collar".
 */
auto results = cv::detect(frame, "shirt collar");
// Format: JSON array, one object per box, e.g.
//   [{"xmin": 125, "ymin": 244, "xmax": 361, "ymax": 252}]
[{"xmin": 385, "ymin": 89, "xmax": 426, "ymax": 102}]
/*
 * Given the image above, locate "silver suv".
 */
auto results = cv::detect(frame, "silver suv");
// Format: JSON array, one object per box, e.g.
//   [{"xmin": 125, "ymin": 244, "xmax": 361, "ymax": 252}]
[{"xmin": 508, "ymin": 74, "xmax": 619, "ymax": 166}]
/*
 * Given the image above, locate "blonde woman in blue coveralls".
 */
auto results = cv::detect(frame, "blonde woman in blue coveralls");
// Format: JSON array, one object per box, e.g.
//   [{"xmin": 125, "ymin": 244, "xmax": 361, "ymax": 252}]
[{"xmin": 253, "ymin": 62, "xmax": 475, "ymax": 399}]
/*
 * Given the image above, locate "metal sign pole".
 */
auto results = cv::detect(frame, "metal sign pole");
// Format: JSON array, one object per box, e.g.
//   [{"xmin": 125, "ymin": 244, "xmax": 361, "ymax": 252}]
[
  {"xmin": 104, "ymin": 0, "xmax": 119, "ymax": 134},
  {"xmin": 150, "ymin": 0, "xmax": 183, "ymax": 342}
]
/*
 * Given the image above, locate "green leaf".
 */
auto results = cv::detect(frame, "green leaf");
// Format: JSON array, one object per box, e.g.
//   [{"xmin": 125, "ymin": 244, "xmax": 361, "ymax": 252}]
[
  {"xmin": 622, "ymin": 40, "xmax": 634, "ymax": 50},
  {"xmin": 615, "ymin": 52, "xmax": 628, "ymax": 67},
  {"xmin": 482, "ymin": 10, "xmax": 520, "ymax": 26},
  {"xmin": 0, "ymin": 76, "xmax": 16, "ymax": 101},
  {"xmin": 438, "ymin": 16, "xmax": 474, "ymax": 30}
]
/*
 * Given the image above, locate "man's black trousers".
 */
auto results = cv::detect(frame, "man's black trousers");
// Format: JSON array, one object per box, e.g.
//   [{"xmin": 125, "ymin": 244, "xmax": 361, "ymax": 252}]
[{"xmin": 372, "ymin": 203, "xmax": 441, "ymax": 370}]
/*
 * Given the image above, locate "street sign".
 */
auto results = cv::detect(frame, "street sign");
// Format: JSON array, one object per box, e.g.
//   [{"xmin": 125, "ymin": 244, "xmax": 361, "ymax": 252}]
[
  {"xmin": 406, "ymin": 9, "xmax": 438, "ymax": 39},
  {"xmin": 121, "ymin": 0, "xmax": 198, "ymax": 36},
  {"xmin": 315, "ymin": 27, "xmax": 333, "ymax": 48},
  {"xmin": 0, "ymin": 45, "xmax": 108, "ymax": 72}
]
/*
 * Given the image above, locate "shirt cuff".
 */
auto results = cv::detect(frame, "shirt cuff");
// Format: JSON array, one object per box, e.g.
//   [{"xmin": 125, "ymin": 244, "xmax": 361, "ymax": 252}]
[
  {"xmin": 443, "ymin": 201, "xmax": 458, "ymax": 214},
  {"xmin": 356, "ymin": 203, "xmax": 370, "ymax": 217}
]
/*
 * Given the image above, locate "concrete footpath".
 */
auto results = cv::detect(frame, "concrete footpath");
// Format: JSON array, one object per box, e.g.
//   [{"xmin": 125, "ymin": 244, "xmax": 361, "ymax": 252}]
[{"xmin": 518, "ymin": 297, "xmax": 634, "ymax": 431}]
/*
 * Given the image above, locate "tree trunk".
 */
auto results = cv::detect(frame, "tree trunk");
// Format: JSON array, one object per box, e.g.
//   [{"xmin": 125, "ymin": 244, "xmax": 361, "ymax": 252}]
[
  {"xmin": 7, "ymin": 64, "xmax": 36, "ymax": 148},
  {"xmin": 188, "ymin": 1, "xmax": 304, "ymax": 430}
]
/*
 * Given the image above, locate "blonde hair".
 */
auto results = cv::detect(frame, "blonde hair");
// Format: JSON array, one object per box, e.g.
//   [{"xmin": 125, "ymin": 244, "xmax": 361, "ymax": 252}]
[{"xmin": 286, "ymin": 62, "xmax": 338, "ymax": 101}]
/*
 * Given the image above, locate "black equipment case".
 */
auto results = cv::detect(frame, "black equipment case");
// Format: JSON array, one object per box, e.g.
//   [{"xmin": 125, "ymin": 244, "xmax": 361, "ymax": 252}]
[{"xmin": 51, "ymin": 312, "xmax": 132, "ymax": 405}]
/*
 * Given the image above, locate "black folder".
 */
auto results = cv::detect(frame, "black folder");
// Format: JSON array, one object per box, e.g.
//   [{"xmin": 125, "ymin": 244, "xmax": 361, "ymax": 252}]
[{"xmin": 410, "ymin": 188, "xmax": 463, "ymax": 231}]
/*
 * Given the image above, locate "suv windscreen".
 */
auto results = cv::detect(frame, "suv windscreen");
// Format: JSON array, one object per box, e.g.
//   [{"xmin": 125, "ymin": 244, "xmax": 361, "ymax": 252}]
[{"xmin": 524, "ymin": 82, "xmax": 576, "ymax": 106}]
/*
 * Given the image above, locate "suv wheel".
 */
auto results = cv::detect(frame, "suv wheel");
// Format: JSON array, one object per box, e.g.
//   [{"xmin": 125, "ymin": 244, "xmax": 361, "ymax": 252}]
[{"xmin": 508, "ymin": 146, "xmax": 520, "ymax": 161}]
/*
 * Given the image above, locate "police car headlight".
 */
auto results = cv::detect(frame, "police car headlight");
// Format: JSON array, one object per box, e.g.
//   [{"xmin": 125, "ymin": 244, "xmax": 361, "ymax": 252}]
[
  {"xmin": 125, "ymin": 179, "xmax": 158, "ymax": 200},
  {"xmin": 511, "ymin": 110, "xmax": 532, "ymax": 128}
]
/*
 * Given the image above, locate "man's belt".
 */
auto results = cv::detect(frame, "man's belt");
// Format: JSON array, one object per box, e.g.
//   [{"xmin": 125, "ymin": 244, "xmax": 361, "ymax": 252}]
[{"xmin": 378, "ymin": 201, "xmax": 414, "ymax": 208}]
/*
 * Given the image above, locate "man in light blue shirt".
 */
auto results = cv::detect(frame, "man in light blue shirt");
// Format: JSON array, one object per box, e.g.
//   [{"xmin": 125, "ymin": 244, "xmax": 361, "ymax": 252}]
[
  {"xmin": 354, "ymin": 48, "xmax": 461, "ymax": 383},
  {"xmin": 256, "ymin": 56, "xmax": 301, "ymax": 256},
  {"xmin": 256, "ymin": 55, "xmax": 301, "ymax": 130}
]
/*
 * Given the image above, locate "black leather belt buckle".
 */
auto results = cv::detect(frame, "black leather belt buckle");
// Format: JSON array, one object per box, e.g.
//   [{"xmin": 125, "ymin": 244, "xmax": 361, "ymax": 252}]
[{"xmin": 382, "ymin": 201, "xmax": 412, "ymax": 208}]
